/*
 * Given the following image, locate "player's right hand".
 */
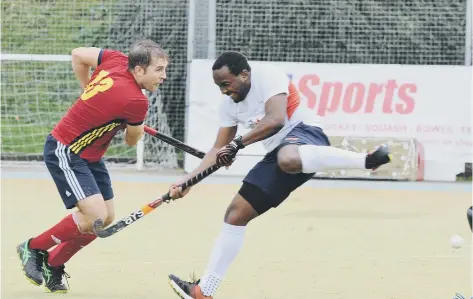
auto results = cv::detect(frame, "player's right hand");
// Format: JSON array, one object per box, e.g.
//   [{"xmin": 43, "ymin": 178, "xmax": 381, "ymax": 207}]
[
  {"xmin": 216, "ymin": 135, "xmax": 245, "ymax": 167},
  {"xmin": 169, "ymin": 180, "xmax": 191, "ymax": 200}
]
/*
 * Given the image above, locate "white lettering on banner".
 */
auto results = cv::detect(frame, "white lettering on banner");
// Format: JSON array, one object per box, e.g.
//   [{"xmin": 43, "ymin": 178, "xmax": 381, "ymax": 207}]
[
  {"xmin": 185, "ymin": 60, "xmax": 472, "ymax": 181},
  {"xmin": 124, "ymin": 210, "xmax": 144, "ymax": 225}
]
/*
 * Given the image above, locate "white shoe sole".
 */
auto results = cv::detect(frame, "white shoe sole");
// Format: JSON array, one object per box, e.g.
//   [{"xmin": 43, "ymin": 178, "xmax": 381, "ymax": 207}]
[{"xmin": 168, "ymin": 278, "xmax": 193, "ymax": 299}]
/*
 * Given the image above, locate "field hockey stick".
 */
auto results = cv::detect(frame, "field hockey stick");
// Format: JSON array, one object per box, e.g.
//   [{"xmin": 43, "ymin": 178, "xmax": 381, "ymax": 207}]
[
  {"xmin": 144, "ymin": 126, "xmax": 205, "ymax": 159},
  {"xmin": 92, "ymin": 128, "xmax": 215, "ymax": 237},
  {"xmin": 93, "ymin": 163, "xmax": 221, "ymax": 238}
]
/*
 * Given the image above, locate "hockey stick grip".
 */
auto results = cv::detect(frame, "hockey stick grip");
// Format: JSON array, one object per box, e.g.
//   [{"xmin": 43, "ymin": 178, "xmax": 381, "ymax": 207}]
[
  {"xmin": 181, "ymin": 163, "xmax": 221, "ymax": 188},
  {"xmin": 161, "ymin": 163, "xmax": 221, "ymax": 202},
  {"xmin": 144, "ymin": 126, "xmax": 205, "ymax": 159}
]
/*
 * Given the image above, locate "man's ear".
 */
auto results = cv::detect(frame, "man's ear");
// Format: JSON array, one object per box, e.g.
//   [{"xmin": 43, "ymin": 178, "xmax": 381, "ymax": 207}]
[
  {"xmin": 241, "ymin": 69, "xmax": 249, "ymax": 80},
  {"xmin": 134, "ymin": 65, "xmax": 145, "ymax": 76}
]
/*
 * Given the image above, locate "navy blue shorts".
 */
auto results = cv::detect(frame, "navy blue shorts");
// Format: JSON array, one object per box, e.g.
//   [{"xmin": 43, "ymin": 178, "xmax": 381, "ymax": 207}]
[
  {"xmin": 43, "ymin": 134, "xmax": 114, "ymax": 209},
  {"xmin": 242, "ymin": 122, "xmax": 330, "ymax": 212}
]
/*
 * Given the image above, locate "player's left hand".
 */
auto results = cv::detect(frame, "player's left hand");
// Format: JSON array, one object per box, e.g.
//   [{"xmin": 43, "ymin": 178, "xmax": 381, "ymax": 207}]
[
  {"xmin": 169, "ymin": 181, "xmax": 191, "ymax": 200},
  {"xmin": 216, "ymin": 135, "xmax": 245, "ymax": 166}
]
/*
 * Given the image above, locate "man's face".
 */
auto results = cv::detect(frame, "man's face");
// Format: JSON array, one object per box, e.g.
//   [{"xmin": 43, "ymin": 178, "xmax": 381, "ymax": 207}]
[
  {"xmin": 212, "ymin": 66, "xmax": 250, "ymax": 103},
  {"xmin": 135, "ymin": 57, "xmax": 168, "ymax": 92}
]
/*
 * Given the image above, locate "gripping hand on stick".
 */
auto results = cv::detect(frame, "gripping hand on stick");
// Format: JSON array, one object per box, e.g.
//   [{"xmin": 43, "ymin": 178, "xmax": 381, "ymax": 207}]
[{"xmin": 216, "ymin": 135, "xmax": 245, "ymax": 166}]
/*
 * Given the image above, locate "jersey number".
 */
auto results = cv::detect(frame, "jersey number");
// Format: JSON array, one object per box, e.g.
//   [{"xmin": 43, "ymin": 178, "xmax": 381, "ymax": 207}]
[{"xmin": 80, "ymin": 70, "xmax": 114, "ymax": 101}]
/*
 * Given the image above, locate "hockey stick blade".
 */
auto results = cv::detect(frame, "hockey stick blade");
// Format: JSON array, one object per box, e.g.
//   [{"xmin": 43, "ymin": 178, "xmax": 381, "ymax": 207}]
[{"xmin": 93, "ymin": 164, "xmax": 221, "ymax": 238}]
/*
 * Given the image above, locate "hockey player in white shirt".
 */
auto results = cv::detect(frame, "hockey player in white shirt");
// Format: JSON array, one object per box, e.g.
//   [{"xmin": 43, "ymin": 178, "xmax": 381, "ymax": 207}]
[{"xmin": 167, "ymin": 51, "xmax": 392, "ymax": 299}]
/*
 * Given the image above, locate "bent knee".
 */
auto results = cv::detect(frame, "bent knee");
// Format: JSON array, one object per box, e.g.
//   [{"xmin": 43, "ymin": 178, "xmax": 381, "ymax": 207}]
[
  {"xmin": 277, "ymin": 145, "xmax": 302, "ymax": 173},
  {"xmin": 83, "ymin": 207, "xmax": 108, "ymax": 224},
  {"xmin": 76, "ymin": 194, "xmax": 108, "ymax": 231},
  {"xmin": 224, "ymin": 194, "xmax": 259, "ymax": 226},
  {"xmin": 76, "ymin": 212, "xmax": 108, "ymax": 232}
]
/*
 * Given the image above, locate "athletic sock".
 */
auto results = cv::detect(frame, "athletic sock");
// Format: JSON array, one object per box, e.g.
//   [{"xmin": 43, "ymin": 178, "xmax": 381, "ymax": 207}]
[
  {"xmin": 29, "ymin": 214, "xmax": 83, "ymax": 251},
  {"xmin": 198, "ymin": 223, "xmax": 246, "ymax": 296},
  {"xmin": 298, "ymin": 144, "xmax": 366, "ymax": 173},
  {"xmin": 48, "ymin": 234, "xmax": 96, "ymax": 267}
]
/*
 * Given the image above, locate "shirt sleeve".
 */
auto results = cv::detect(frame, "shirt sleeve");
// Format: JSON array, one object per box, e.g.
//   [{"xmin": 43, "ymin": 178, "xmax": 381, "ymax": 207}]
[
  {"xmin": 122, "ymin": 98, "xmax": 149, "ymax": 126},
  {"xmin": 218, "ymin": 100, "xmax": 238, "ymax": 127},
  {"xmin": 258, "ymin": 64, "xmax": 290, "ymax": 103},
  {"xmin": 98, "ymin": 49, "xmax": 127, "ymax": 66}
]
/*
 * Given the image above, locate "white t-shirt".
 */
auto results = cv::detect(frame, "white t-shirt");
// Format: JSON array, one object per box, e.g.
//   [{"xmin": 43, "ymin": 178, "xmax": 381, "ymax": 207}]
[{"xmin": 219, "ymin": 63, "xmax": 319, "ymax": 152}]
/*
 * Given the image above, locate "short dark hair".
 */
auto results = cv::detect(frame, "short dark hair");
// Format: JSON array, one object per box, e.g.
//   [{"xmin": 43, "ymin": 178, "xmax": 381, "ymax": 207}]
[
  {"xmin": 128, "ymin": 39, "xmax": 168, "ymax": 71},
  {"xmin": 212, "ymin": 51, "xmax": 251, "ymax": 75}
]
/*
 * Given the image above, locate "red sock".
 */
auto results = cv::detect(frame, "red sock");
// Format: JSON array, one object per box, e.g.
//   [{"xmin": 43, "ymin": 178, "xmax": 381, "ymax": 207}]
[
  {"xmin": 29, "ymin": 214, "xmax": 83, "ymax": 251},
  {"xmin": 48, "ymin": 234, "xmax": 96, "ymax": 267}
]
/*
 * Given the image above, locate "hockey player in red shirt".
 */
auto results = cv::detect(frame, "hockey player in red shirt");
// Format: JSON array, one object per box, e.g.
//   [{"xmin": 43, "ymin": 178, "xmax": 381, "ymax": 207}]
[{"xmin": 17, "ymin": 39, "xmax": 168, "ymax": 293}]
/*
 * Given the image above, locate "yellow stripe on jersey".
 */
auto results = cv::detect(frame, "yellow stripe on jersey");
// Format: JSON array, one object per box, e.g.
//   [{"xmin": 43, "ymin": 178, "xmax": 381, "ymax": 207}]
[{"xmin": 70, "ymin": 121, "xmax": 122, "ymax": 154}]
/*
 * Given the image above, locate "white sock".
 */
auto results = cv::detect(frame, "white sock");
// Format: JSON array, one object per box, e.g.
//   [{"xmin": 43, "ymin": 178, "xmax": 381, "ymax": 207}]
[
  {"xmin": 298, "ymin": 144, "xmax": 367, "ymax": 173},
  {"xmin": 198, "ymin": 223, "xmax": 246, "ymax": 296}
]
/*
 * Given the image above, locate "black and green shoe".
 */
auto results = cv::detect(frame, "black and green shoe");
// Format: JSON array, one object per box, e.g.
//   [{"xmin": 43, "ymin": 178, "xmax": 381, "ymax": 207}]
[
  {"xmin": 42, "ymin": 258, "xmax": 70, "ymax": 293},
  {"xmin": 16, "ymin": 239, "xmax": 45, "ymax": 286}
]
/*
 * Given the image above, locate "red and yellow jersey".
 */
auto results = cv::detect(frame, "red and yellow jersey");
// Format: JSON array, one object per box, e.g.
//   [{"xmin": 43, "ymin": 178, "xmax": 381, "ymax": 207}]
[{"xmin": 52, "ymin": 49, "xmax": 148, "ymax": 162}]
